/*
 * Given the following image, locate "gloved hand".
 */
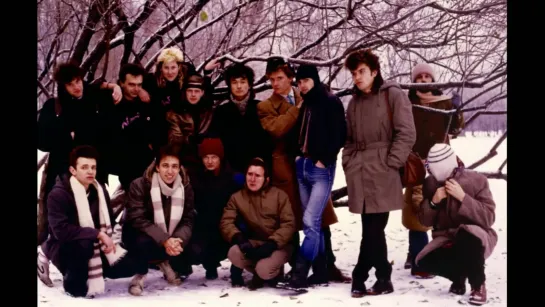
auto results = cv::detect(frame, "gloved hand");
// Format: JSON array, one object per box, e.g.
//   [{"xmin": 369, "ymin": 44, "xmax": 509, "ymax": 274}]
[
  {"xmin": 246, "ymin": 240, "xmax": 278, "ymax": 261},
  {"xmin": 232, "ymin": 233, "xmax": 253, "ymax": 255}
]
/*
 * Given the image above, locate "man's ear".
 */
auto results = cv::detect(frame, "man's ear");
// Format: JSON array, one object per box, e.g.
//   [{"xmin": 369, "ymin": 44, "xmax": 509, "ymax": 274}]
[
  {"xmin": 69, "ymin": 166, "xmax": 76, "ymax": 176},
  {"xmin": 371, "ymin": 70, "xmax": 378, "ymax": 78}
]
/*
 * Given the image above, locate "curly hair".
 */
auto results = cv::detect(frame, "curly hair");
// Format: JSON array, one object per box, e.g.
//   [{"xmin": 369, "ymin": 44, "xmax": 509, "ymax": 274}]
[{"xmin": 155, "ymin": 47, "xmax": 186, "ymax": 89}]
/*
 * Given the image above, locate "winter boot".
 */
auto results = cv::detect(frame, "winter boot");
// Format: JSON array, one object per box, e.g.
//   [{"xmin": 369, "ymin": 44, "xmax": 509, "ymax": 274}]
[
  {"xmin": 366, "ymin": 279, "xmax": 394, "ymax": 295},
  {"xmin": 411, "ymin": 268, "xmax": 435, "ymax": 279},
  {"xmin": 157, "ymin": 261, "xmax": 182, "ymax": 285},
  {"xmin": 128, "ymin": 274, "xmax": 146, "ymax": 296},
  {"xmin": 278, "ymin": 254, "xmax": 311, "ymax": 289},
  {"xmin": 404, "ymin": 252, "xmax": 412, "ymax": 269},
  {"xmin": 327, "ymin": 264, "xmax": 352, "ymax": 283},
  {"xmin": 351, "ymin": 279, "xmax": 367, "ymax": 298},
  {"xmin": 248, "ymin": 274, "xmax": 265, "ymax": 291},
  {"xmin": 307, "ymin": 253, "xmax": 329, "ymax": 285},
  {"xmin": 230, "ymin": 265, "xmax": 244, "ymax": 287},
  {"xmin": 37, "ymin": 249, "xmax": 53, "ymax": 287},
  {"xmin": 469, "ymin": 283, "xmax": 487, "ymax": 305}
]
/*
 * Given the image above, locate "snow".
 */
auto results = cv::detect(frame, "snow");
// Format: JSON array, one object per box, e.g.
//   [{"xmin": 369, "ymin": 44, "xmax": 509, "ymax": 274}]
[{"xmin": 37, "ymin": 133, "xmax": 507, "ymax": 306}]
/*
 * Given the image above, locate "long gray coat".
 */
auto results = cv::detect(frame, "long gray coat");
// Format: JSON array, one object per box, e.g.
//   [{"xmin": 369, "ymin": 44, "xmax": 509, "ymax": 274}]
[
  {"xmin": 342, "ymin": 81, "xmax": 416, "ymax": 214},
  {"xmin": 415, "ymin": 169, "xmax": 498, "ymax": 265}
]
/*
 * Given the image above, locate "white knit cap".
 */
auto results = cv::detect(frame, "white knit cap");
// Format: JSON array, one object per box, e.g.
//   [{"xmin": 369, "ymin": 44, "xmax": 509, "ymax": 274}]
[
  {"xmin": 411, "ymin": 63, "xmax": 435, "ymax": 82},
  {"xmin": 427, "ymin": 143, "xmax": 458, "ymax": 182}
]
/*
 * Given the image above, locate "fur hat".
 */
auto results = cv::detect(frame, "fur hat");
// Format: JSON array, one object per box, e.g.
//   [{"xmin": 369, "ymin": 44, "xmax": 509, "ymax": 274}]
[
  {"xmin": 198, "ymin": 138, "xmax": 224, "ymax": 160},
  {"xmin": 411, "ymin": 63, "xmax": 435, "ymax": 82},
  {"xmin": 157, "ymin": 47, "xmax": 184, "ymax": 64},
  {"xmin": 426, "ymin": 143, "xmax": 458, "ymax": 182},
  {"xmin": 296, "ymin": 64, "xmax": 320, "ymax": 84}
]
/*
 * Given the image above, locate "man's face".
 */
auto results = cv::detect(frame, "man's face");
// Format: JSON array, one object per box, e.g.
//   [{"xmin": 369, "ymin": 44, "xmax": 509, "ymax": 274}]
[
  {"xmin": 186, "ymin": 88, "xmax": 204, "ymax": 105},
  {"xmin": 156, "ymin": 155, "xmax": 180, "ymax": 185},
  {"xmin": 65, "ymin": 78, "xmax": 84, "ymax": 98},
  {"xmin": 161, "ymin": 60, "xmax": 180, "ymax": 82},
  {"xmin": 268, "ymin": 70, "xmax": 292, "ymax": 96},
  {"xmin": 246, "ymin": 165, "xmax": 266, "ymax": 192},
  {"xmin": 120, "ymin": 74, "xmax": 143, "ymax": 100},
  {"xmin": 350, "ymin": 63, "xmax": 377, "ymax": 93},
  {"xmin": 297, "ymin": 78, "xmax": 315, "ymax": 95},
  {"xmin": 69, "ymin": 157, "xmax": 96, "ymax": 188},
  {"xmin": 230, "ymin": 77, "xmax": 250, "ymax": 99},
  {"xmin": 202, "ymin": 154, "xmax": 221, "ymax": 171}
]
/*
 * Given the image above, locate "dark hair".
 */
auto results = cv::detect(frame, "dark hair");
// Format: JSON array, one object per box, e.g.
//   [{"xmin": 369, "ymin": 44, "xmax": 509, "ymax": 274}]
[
  {"xmin": 245, "ymin": 157, "xmax": 270, "ymax": 179},
  {"xmin": 155, "ymin": 144, "xmax": 181, "ymax": 166},
  {"xmin": 224, "ymin": 63, "xmax": 255, "ymax": 89},
  {"xmin": 119, "ymin": 63, "xmax": 146, "ymax": 83},
  {"xmin": 265, "ymin": 57, "xmax": 295, "ymax": 78},
  {"xmin": 344, "ymin": 49, "xmax": 384, "ymax": 94},
  {"xmin": 53, "ymin": 62, "xmax": 85, "ymax": 85},
  {"xmin": 69, "ymin": 145, "xmax": 99, "ymax": 168}
]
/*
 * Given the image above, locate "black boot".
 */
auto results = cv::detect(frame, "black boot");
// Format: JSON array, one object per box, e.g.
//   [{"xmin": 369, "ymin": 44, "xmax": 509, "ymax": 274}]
[
  {"xmin": 366, "ymin": 279, "xmax": 394, "ymax": 295},
  {"xmin": 248, "ymin": 274, "xmax": 265, "ymax": 291},
  {"xmin": 279, "ymin": 254, "xmax": 311, "ymax": 289},
  {"xmin": 230, "ymin": 265, "xmax": 244, "ymax": 287},
  {"xmin": 307, "ymin": 253, "xmax": 328, "ymax": 285},
  {"xmin": 351, "ymin": 279, "xmax": 367, "ymax": 298}
]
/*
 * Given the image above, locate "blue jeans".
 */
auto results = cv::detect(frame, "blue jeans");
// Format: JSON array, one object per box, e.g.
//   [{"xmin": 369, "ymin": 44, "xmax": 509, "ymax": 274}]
[
  {"xmin": 296, "ymin": 157, "xmax": 335, "ymax": 262},
  {"xmin": 409, "ymin": 230, "xmax": 429, "ymax": 268}
]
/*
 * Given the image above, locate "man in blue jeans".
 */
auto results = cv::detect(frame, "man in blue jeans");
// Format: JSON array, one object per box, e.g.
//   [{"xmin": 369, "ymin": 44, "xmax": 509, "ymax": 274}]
[{"xmin": 279, "ymin": 64, "xmax": 347, "ymax": 289}]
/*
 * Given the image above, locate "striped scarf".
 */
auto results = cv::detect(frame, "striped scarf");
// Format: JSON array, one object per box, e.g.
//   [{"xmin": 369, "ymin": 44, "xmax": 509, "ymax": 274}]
[
  {"xmin": 70, "ymin": 176, "xmax": 127, "ymax": 296},
  {"xmin": 150, "ymin": 172, "xmax": 185, "ymax": 235}
]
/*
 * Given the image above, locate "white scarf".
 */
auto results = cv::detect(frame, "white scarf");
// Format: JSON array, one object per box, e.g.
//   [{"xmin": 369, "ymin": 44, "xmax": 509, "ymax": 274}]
[
  {"xmin": 70, "ymin": 176, "xmax": 127, "ymax": 296},
  {"xmin": 150, "ymin": 172, "xmax": 185, "ymax": 235}
]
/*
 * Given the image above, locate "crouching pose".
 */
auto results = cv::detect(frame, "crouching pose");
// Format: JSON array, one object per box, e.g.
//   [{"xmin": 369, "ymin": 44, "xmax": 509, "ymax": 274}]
[
  {"xmin": 220, "ymin": 158, "xmax": 296, "ymax": 289},
  {"xmin": 122, "ymin": 144, "xmax": 196, "ymax": 295},
  {"xmin": 39, "ymin": 145, "xmax": 139, "ymax": 298},
  {"xmin": 415, "ymin": 144, "xmax": 497, "ymax": 306}
]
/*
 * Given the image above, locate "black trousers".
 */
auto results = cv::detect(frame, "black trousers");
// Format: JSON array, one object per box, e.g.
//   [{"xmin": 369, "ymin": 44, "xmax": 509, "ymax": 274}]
[
  {"xmin": 123, "ymin": 232, "xmax": 190, "ymax": 275},
  {"xmin": 51, "ymin": 239, "xmax": 140, "ymax": 297},
  {"xmin": 185, "ymin": 235, "xmax": 230, "ymax": 271},
  {"xmin": 417, "ymin": 228, "xmax": 486, "ymax": 288},
  {"xmin": 288, "ymin": 226, "xmax": 337, "ymax": 268},
  {"xmin": 352, "ymin": 212, "xmax": 392, "ymax": 282}
]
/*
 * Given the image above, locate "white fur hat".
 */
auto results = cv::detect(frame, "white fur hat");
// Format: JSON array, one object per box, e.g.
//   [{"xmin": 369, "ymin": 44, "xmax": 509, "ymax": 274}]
[
  {"xmin": 411, "ymin": 63, "xmax": 436, "ymax": 82},
  {"xmin": 427, "ymin": 143, "xmax": 458, "ymax": 182}
]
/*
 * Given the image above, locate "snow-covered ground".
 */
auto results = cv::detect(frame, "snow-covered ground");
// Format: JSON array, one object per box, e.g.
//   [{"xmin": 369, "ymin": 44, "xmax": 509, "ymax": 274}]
[{"xmin": 37, "ymin": 133, "xmax": 507, "ymax": 307}]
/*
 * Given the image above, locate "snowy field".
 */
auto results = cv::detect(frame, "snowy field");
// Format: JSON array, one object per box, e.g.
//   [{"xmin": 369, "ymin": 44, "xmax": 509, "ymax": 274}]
[{"xmin": 37, "ymin": 132, "xmax": 507, "ymax": 307}]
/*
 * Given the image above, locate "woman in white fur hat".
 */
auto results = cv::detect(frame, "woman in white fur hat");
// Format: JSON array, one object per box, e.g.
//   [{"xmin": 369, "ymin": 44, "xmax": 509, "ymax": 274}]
[
  {"xmin": 402, "ymin": 62, "xmax": 465, "ymax": 277},
  {"xmin": 415, "ymin": 143, "xmax": 496, "ymax": 306}
]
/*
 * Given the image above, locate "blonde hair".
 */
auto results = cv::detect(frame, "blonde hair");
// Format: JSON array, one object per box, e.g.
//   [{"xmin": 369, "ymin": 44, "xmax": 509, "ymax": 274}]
[
  {"xmin": 157, "ymin": 47, "xmax": 184, "ymax": 64},
  {"xmin": 155, "ymin": 47, "xmax": 185, "ymax": 89}
]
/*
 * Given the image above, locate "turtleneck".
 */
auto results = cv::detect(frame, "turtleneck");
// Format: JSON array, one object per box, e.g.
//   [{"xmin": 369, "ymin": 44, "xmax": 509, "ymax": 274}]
[{"xmin": 230, "ymin": 93, "xmax": 250, "ymax": 115}]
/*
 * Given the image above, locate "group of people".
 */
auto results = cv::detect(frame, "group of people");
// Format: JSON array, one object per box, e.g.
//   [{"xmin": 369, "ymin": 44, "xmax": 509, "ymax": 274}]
[{"xmin": 36, "ymin": 47, "xmax": 497, "ymax": 306}]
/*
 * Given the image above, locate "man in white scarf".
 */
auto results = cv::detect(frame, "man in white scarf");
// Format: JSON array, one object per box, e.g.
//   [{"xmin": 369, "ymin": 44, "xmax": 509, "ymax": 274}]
[
  {"xmin": 122, "ymin": 144, "xmax": 196, "ymax": 296},
  {"xmin": 39, "ymin": 145, "xmax": 139, "ymax": 298}
]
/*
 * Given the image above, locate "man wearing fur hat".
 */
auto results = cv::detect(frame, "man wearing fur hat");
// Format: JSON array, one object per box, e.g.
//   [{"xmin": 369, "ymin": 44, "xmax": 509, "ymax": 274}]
[
  {"xmin": 279, "ymin": 64, "xmax": 347, "ymax": 289},
  {"xmin": 121, "ymin": 144, "xmax": 196, "ymax": 295},
  {"xmin": 39, "ymin": 145, "xmax": 139, "ymax": 298},
  {"xmin": 415, "ymin": 143, "xmax": 496, "ymax": 306},
  {"xmin": 185, "ymin": 138, "xmax": 241, "ymax": 280},
  {"xmin": 220, "ymin": 158, "xmax": 296, "ymax": 290},
  {"xmin": 257, "ymin": 58, "xmax": 345, "ymax": 282},
  {"xmin": 402, "ymin": 62, "xmax": 465, "ymax": 277}
]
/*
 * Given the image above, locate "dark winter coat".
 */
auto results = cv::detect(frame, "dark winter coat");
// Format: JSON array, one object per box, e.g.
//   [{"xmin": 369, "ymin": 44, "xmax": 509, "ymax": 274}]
[
  {"xmin": 208, "ymin": 95, "xmax": 274, "ymax": 173},
  {"xmin": 37, "ymin": 83, "xmax": 113, "ymax": 186},
  {"xmin": 105, "ymin": 97, "xmax": 155, "ymax": 188},
  {"xmin": 415, "ymin": 168, "xmax": 497, "ymax": 265},
  {"xmin": 122, "ymin": 162, "xmax": 196, "ymax": 247},
  {"xmin": 342, "ymin": 81, "xmax": 417, "ymax": 214},
  {"xmin": 42, "ymin": 174, "xmax": 113, "ymax": 264},
  {"xmin": 295, "ymin": 83, "xmax": 347, "ymax": 167}
]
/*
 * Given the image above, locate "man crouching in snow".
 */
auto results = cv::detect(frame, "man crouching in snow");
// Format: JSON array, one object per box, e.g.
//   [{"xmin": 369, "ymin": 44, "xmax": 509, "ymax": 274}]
[
  {"xmin": 121, "ymin": 144, "xmax": 196, "ymax": 295},
  {"xmin": 220, "ymin": 158, "xmax": 296, "ymax": 289},
  {"xmin": 38, "ymin": 145, "xmax": 139, "ymax": 298},
  {"xmin": 415, "ymin": 144, "xmax": 497, "ymax": 306}
]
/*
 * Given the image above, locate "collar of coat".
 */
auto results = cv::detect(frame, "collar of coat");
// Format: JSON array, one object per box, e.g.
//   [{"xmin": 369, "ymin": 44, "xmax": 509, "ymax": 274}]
[{"xmin": 268, "ymin": 87, "xmax": 303, "ymax": 109}]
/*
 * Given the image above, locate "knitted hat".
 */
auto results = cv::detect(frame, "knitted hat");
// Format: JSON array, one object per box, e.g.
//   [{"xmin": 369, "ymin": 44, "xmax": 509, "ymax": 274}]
[
  {"xmin": 296, "ymin": 64, "xmax": 320, "ymax": 85},
  {"xmin": 411, "ymin": 63, "xmax": 435, "ymax": 82},
  {"xmin": 426, "ymin": 143, "xmax": 458, "ymax": 182},
  {"xmin": 198, "ymin": 138, "xmax": 224, "ymax": 160}
]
